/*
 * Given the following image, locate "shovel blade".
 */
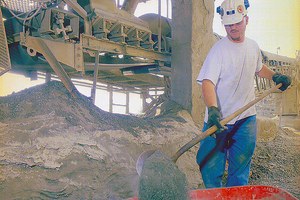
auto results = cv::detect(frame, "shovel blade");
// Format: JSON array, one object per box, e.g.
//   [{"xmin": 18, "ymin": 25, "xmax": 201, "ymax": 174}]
[{"xmin": 136, "ymin": 149, "xmax": 156, "ymax": 176}]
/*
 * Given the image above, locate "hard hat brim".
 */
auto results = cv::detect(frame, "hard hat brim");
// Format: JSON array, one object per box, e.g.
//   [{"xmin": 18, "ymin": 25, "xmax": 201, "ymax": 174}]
[{"xmin": 222, "ymin": 15, "xmax": 244, "ymax": 25}]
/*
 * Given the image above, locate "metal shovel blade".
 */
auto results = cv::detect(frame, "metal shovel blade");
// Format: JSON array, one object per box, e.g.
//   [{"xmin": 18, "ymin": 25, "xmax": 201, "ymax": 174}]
[{"xmin": 136, "ymin": 149, "xmax": 156, "ymax": 176}]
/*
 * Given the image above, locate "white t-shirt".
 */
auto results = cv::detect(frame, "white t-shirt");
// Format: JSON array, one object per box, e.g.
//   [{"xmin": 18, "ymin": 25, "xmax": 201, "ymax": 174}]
[{"xmin": 197, "ymin": 36, "xmax": 263, "ymax": 124}]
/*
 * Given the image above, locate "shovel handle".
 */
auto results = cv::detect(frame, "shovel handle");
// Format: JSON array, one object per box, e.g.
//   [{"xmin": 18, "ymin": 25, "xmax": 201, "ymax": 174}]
[{"xmin": 171, "ymin": 83, "xmax": 282, "ymax": 162}]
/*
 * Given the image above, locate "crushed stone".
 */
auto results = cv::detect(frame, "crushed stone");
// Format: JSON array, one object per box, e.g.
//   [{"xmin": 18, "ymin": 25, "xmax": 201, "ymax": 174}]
[{"xmin": 138, "ymin": 150, "xmax": 188, "ymax": 200}]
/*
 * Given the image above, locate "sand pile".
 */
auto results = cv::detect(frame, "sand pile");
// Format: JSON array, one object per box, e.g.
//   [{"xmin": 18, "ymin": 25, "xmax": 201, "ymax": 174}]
[
  {"xmin": 0, "ymin": 81, "xmax": 200, "ymax": 199},
  {"xmin": 0, "ymin": 81, "xmax": 299, "ymax": 199},
  {"xmin": 256, "ymin": 116, "xmax": 279, "ymax": 142},
  {"xmin": 0, "ymin": 81, "xmax": 158, "ymax": 133}
]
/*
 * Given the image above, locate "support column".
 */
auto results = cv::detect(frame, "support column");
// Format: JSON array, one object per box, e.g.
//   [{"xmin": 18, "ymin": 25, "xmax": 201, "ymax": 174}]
[
  {"xmin": 296, "ymin": 52, "xmax": 300, "ymax": 116},
  {"xmin": 171, "ymin": 0, "xmax": 215, "ymax": 124},
  {"xmin": 121, "ymin": 0, "xmax": 140, "ymax": 14},
  {"xmin": 109, "ymin": 84, "xmax": 113, "ymax": 113},
  {"xmin": 91, "ymin": 51, "xmax": 99, "ymax": 104},
  {"xmin": 126, "ymin": 91, "xmax": 130, "ymax": 114},
  {"xmin": 45, "ymin": 72, "xmax": 51, "ymax": 83}
]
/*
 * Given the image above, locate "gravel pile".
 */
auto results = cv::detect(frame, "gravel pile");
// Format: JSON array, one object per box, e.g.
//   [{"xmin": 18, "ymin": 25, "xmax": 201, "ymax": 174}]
[
  {"xmin": 138, "ymin": 150, "xmax": 188, "ymax": 200},
  {"xmin": 0, "ymin": 81, "xmax": 159, "ymax": 134}
]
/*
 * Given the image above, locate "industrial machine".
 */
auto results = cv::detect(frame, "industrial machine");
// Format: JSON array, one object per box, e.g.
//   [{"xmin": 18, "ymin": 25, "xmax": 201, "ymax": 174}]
[{"xmin": 0, "ymin": 0, "xmax": 172, "ymax": 99}]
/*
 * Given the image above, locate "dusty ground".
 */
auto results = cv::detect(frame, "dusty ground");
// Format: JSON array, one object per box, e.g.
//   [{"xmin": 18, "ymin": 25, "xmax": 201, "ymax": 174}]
[
  {"xmin": 250, "ymin": 126, "xmax": 300, "ymax": 198},
  {"xmin": 0, "ymin": 81, "xmax": 299, "ymax": 199}
]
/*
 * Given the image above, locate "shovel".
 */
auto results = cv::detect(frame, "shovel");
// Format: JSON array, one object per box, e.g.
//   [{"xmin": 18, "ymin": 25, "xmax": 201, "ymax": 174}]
[{"xmin": 136, "ymin": 83, "xmax": 282, "ymax": 175}]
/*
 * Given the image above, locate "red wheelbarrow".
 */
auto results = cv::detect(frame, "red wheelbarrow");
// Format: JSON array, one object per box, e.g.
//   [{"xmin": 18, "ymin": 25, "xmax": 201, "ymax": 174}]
[{"xmin": 129, "ymin": 185, "xmax": 298, "ymax": 200}]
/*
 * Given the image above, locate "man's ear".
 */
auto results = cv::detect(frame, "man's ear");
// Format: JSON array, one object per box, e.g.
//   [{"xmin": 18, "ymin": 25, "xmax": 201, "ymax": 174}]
[{"xmin": 245, "ymin": 15, "xmax": 249, "ymax": 25}]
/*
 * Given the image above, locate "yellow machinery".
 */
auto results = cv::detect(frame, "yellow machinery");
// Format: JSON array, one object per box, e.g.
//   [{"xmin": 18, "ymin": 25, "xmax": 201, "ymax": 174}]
[{"xmin": 0, "ymin": 0, "xmax": 171, "ymax": 98}]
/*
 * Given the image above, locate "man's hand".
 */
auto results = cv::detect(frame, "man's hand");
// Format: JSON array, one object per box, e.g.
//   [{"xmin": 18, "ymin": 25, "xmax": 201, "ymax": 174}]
[
  {"xmin": 207, "ymin": 106, "xmax": 227, "ymax": 132},
  {"xmin": 272, "ymin": 73, "xmax": 291, "ymax": 91}
]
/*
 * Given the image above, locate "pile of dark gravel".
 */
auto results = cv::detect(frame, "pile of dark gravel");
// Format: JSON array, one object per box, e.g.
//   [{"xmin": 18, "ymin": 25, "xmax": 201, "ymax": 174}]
[
  {"xmin": 138, "ymin": 150, "xmax": 188, "ymax": 200},
  {"xmin": 0, "ymin": 81, "xmax": 159, "ymax": 134}
]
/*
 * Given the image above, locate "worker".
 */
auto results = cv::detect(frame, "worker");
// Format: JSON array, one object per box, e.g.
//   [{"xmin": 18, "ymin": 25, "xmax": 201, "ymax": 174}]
[{"xmin": 196, "ymin": 0, "xmax": 291, "ymax": 188}]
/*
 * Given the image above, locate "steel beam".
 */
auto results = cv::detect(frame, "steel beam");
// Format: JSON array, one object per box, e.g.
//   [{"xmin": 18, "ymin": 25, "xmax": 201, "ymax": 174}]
[
  {"xmin": 81, "ymin": 34, "xmax": 171, "ymax": 63},
  {"xmin": 20, "ymin": 34, "xmax": 84, "ymax": 72},
  {"xmin": 20, "ymin": 35, "xmax": 79, "ymax": 98}
]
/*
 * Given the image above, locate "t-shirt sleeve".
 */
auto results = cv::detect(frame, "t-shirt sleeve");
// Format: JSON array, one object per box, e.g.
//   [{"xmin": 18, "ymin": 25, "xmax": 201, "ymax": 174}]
[{"xmin": 196, "ymin": 46, "xmax": 222, "ymax": 86}]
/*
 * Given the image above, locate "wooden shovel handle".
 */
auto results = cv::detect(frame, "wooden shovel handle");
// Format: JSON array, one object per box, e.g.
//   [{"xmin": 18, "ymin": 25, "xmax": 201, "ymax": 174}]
[{"xmin": 171, "ymin": 83, "xmax": 282, "ymax": 162}]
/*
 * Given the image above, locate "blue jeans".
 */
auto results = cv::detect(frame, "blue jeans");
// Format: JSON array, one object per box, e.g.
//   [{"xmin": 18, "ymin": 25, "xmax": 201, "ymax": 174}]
[{"xmin": 196, "ymin": 115, "xmax": 257, "ymax": 188}]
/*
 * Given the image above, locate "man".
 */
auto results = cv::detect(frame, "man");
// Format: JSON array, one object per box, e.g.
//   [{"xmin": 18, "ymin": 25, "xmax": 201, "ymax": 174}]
[{"xmin": 196, "ymin": 0, "xmax": 291, "ymax": 188}]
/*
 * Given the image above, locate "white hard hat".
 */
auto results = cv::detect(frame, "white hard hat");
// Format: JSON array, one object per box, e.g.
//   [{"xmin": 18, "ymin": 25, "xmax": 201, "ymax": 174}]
[{"xmin": 217, "ymin": 0, "xmax": 250, "ymax": 25}]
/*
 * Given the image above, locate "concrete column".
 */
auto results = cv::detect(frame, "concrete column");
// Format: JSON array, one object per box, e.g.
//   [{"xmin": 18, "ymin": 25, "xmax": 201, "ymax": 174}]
[
  {"xmin": 121, "ymin": 0, "xmax": 140, "ymax": 14},
  {"xmin": 296, "ymin": 53, "xmax": 300, "ymax": 116},
  {"xmin": 171, "ymin": 0, "xmax": 215, "ymax": 124}
]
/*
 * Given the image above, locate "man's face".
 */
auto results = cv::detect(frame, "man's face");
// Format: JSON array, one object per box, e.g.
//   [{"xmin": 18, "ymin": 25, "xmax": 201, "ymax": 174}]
[{"xmin": 225, "ymin": 16, "xmax": 248, "ymax": 43}]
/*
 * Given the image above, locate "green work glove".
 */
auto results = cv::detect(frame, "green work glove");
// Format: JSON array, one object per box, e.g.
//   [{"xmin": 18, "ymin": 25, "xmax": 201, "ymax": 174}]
[
  {"xmin": 207, "ymin": 106, "xmax": 227, "ymax": 133},
  {"xmin": 272, "ymin": 73, "xmax": 291, "ymax": 91}
]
